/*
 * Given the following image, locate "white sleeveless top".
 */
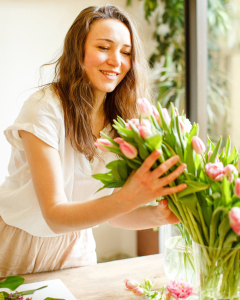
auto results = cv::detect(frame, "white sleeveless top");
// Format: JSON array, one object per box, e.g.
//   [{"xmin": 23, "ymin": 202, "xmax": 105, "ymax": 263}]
[{"xmin": 0, "ymin": 87, "xmax": 118, "ymax": 237}]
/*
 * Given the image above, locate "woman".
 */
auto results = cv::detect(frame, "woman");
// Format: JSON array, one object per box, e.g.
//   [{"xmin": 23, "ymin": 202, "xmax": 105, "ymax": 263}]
[{"xmin": 0, "ymin": 5, "xmax": 186, "ymax": 277}]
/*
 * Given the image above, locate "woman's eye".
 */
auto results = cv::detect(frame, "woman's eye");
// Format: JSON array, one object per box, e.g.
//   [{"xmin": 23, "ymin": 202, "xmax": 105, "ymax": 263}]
[
  {"xmin": 122, "ymin": 52, "xmax": 131, "ymax": 56},
  {"xmin": 98, "ymin": 46, "xmax": 108, "ymax": 50}
]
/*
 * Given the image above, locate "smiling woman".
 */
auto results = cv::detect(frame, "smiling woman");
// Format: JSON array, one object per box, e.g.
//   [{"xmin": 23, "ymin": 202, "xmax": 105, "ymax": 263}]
[{"xmin": 0, "ymin": 5, "xmax": 186, "ymax": 277}]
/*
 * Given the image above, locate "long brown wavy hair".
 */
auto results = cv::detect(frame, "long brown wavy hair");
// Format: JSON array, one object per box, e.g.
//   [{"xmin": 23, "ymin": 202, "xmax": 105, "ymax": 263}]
[{"xmin": 43, "ymin": 5, "xmax": 151, "ymax": 161}]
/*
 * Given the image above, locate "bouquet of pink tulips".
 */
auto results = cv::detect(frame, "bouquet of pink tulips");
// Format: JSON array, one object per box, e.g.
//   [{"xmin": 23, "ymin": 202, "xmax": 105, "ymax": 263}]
[
  {"xmin": 93, "ymin": 98, "xmax": 240, "ymax": 298},
  {"xmin": 94, "ymin": 97, "xmax": 240, "ymax": 245}
]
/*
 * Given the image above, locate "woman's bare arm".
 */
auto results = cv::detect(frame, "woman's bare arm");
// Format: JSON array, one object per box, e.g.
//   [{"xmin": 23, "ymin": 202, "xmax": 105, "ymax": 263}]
[{"xmin": 19, "ymin": 130, "xmax": 186, "ymax": 234}]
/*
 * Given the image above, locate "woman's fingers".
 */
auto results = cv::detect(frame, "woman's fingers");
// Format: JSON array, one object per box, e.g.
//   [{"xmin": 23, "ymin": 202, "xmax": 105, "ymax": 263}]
[
  {"xmin": 156, "ymin": 163, "xmax": 186, "ymax": 186},
  {"xmin": 149, "ymin": 155, "xmax": 181, "ymax": 180},
  {"xmin": 137, "ymin": 149, "xmax": 162, "ymax": 174},
  {"xmin": 157, "ymin": 183, "xmax": 187, "ymax": 197}
]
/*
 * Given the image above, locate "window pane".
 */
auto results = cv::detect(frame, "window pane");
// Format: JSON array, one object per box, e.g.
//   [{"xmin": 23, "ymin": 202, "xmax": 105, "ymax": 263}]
[{"xmin": 207, "ymin": 0, "xmax": 240, "ymax": 151}]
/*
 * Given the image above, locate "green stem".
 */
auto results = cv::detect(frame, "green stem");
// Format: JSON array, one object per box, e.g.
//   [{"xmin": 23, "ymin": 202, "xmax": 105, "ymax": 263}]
[{"xmin": 196, "ymin": 201, "xmax": 209, "ymax": 244}]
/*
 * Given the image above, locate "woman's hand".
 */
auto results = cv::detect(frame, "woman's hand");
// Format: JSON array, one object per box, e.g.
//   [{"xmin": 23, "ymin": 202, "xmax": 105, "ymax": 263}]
[
  {"xmin": 117, "ymin": 149, "xmax": 187, "ymax": 211},
  {"xmin": 156, "ymin": 199, "xmax": 180, "ymax": 225}
]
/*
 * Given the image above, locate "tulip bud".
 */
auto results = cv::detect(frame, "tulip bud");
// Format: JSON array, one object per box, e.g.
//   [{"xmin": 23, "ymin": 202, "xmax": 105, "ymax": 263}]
[
  {"xmin": 174, "ymin": 107, "xmax": 178, "ymax": 116},
  {"xmin": 129, "ymin": 119, "xmax": 140, "ymax": 127},
  {"xmin": 192, "ymin": 136, "xmax": 206, "ymax": 155},
  {"xmin": 141, "ymin": 119, "xmax": 151, "ymax": 128},
  {"xmin": 225, "ymin": 164, "xmax": 238, "ymax": 182},
  {"xmin": 205, "ymin": 162, "xmax": 225, "ymax": 181},
  {"xmin": 159, "ymin": 108, "xmax": 171, "ymax": 127},
  {"xmin": 124, "ymin": 279, "xmax": 139, "ymax": 291},
  {"xmin": 179, "ymin": 119, "xmax": 187, "ymax": 135},
  {"xmin": 132, "ymin": 287, "xmax": 144, "ymax": 296},
  {"xmin": 208, "ymin": 150, "xmax": 213, "ymax": 160},
  {"xmin": 138, "ymin": 126, "xmax": 152, "ymax": 139},
  {"xmin": 151, "ymin": 105, "xmax": 160, "ymax": 123},
  {"xmin": 125, "ymin": 123, "xmax": 131, "ymax": 130},
  {"xmin": 120, "ymin": 141, "xmax": 138, "ymax": 159},
  {"xmin": 137, "ymin": 98, "xmax": 153, "ymax": 118},
  {"xmin": 94, "ymin": 139, "xmax": 113, "ymax": 152},
  {"xmin": 234, "ymin": 178, "xmax": 240, "ymax": 198},
  {"xmin": 229, "ymin": 206, "xmax": 240, "ymax": 235},
  {"xmin": 114, "ymin": 137, "xmax": 124, "ymax": 144}
]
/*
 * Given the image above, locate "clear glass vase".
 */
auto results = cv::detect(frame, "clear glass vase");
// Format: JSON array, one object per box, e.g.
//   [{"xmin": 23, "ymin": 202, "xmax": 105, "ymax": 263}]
[
  {"xmin": 193, "ymin": 241, "xmax": 240, "ymax": 300},
  {"xmin": 163, "ymin": 224, "xmax": 197, "ymax": 289}
]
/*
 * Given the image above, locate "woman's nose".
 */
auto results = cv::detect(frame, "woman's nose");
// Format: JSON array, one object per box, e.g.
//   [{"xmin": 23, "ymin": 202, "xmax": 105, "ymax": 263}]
[{"xmin": 107, "ymin": 51, "xmax": 121, "ymax": 67}]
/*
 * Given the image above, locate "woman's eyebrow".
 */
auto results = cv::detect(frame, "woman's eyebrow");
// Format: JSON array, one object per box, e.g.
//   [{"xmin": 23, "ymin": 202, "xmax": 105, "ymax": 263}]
[{"xmin": 96, "ymin": 38, "xmax": 131, "ymax": 48}]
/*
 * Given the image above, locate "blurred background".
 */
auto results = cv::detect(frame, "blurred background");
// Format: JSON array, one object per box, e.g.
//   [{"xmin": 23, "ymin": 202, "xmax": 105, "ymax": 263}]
[{"xmin": 1, "ymin": 0, "xmax": 240, "ymax": 262}]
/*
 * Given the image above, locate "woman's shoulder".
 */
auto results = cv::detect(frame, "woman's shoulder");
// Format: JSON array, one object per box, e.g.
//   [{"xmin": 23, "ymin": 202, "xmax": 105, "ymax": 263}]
[
  {"xmin": 21, "ymin": 86, "xmax": 63, "ymax": 120},
  {"xmin": 25, "ymin": 86, "xmax": 62, "ymax": 110}
]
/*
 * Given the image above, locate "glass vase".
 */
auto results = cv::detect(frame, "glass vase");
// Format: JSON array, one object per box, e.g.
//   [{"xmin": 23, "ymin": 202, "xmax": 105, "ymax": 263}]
[
  {"xmin": 163, "ymin": 224, "xmax": 197, "ymax": 289},
  {"xmin": 193, "ymin": 241, "xmax": 240, "ymax": 300}
]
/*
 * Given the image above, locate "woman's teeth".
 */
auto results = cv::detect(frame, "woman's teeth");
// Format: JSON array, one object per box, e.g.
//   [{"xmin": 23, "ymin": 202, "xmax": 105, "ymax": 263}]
[{"xmin": 101, "ymin": 71, "xmax": 118, "ymax": 76}]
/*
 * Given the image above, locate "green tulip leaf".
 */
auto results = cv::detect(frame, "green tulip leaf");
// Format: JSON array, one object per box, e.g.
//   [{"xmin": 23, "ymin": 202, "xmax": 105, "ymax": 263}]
[
  {"xmin": 116, "ymin": 116, "xmax": 126, "ymax": 127},
  {"xmin": 111, "ymin": 165, "xmax": 124, "ymax": 185},
  {"xmin": 209, "ymin": 136, "xmax": 222, "ymax": 163},
  {"xmin": 0, "ymin": 276, "xmax": 24, "ymax": 291},
  {"xmin": 223, "ymin": 231, "xmax": 238, "ymax": 248},
  {"xmin": 225, "ymin": 136, "xmax": 231, "ymax": 157},
  {"xmin": 177, "ymin": 181, "xmax": 210, "ymax": 198},
  {"xmin": 144, "ymin": 133, "xmax": 162, "ymax": 150},
  {"xmin": 226, "ymin": 147, "xmax": 237, "ymax": 165},
  {"xmin": 223, "ymin": 176, "xmax": 231, "ymax": 206},
  {"xmin": 184, "ymin": 123, "xmax": 198, "ymax": 175},
  {"xmin": 92, "ymin": 173, "xmax": 114, "ymax": 182},
  {"xmin": 17, "ymin": 286, "xmax": 48, "ymax": 296}
]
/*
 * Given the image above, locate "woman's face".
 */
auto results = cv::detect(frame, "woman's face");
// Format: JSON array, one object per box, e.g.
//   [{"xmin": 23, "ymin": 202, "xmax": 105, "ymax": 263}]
[{"xmin": 84, "ymin": 18, "xmax": 132, "ymax": 100}]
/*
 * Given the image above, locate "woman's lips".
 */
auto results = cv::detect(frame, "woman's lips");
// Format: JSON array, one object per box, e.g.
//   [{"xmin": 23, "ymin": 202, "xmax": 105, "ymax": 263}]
[{"xmin": 100, "ymin": 70, "xmax": 119, "ymax": 80}]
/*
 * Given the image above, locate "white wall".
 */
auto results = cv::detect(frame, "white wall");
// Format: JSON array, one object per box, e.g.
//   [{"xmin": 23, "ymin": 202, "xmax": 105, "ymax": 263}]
[{"xmin": 0, "ymin": 0, "xmax": 156, "ymax": 260}]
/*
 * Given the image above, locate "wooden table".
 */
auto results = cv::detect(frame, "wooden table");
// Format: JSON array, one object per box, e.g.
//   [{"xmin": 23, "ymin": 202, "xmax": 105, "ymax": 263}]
[{"xmin": 22, "ymin": 254, "xmax": 168, "ymax": 299}]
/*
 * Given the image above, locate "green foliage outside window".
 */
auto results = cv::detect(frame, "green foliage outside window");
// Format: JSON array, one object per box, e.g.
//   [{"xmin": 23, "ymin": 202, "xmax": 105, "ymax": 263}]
[{"xmin": 127, "ymin": 0, "xmax": 234, "ymax": 143}]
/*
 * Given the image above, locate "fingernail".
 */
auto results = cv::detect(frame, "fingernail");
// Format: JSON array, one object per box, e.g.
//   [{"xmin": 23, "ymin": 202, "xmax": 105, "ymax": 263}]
[
  {"xmin": 183, "ymin": 163, "xmax": 187, "ymax": 168},
  {"xmin": 156, "ymin": 149, "xmax": 162, "ymax": 155},
  {"xmin": 160, "ymin": 199, "xmax": 168, "ymax": 207}
]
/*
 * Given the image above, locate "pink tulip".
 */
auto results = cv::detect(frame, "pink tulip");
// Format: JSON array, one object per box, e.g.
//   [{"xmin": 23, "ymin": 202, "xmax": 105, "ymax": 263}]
[
  {"xmin": 114, "ymin": 137, "xmax": 124, "ymax": 144},
  {"xmin": 137, "ymin": 98, "xmax": 153, "ymax": 118},
  {"xmin": 151, "ymin": 105, "xmax": 160, "ymax": 123},
  {"xmin": 132, "ymin": 287, "xmax": 144, "ymax": 296},
  {"xmin": 229, "ymin": 207, "xmax": 240, "ymax": 235},
  {"xmin": 179, "ymin": 119, "xmax": 187, "ymax": 135},
  {"xmin": 129, "ymin": 119, "xmax": 140, "ymax": 127},
  {"xmin": 192, "ymin": 136, "xmax": 206, "ymax": 154},
  {"xmin": 225, "ymin": 164, "xmax": 238, "ymax": 182},
  {"xmin": 174, "ymin": 107, "xmax": 178, "ymax": 116},
  {"xmin": 205, "ymin": 162, "xmax": 225, "ymax": 181},
  {"xmin": 141, "ymin": 119, "xmax": 152, "ymax": 128},
  {"xmin": 234, "ymin": 178, "xmax": 240, "ymax": 198},
  {"xmin": 208, "ymin": 150, "xmax": 213, "ymax": 160},
  {"xmin": 120, "ymin": 141, "xmax": 138, "ymax": 159},
  {"xmin": 166, "ymin": 279, "xmax": 194, "ymax": 299},
  {"xmin": 125, "ymin": 123, "xmax": 131, "ymax": 130},
  {"xmin": 138, "ymin": 126, "xmax": 152, "ymax": 139},
  {"xmin": 124, "ymin": 279, "xmax": 139, "ymax": 291},
  {"xmin": 159, "ymin": 108, "xmax": 171, "ymax": 127},
  {"xmin": 94, "ymin": 139, "xmax": 113, "ymax": 152}
]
